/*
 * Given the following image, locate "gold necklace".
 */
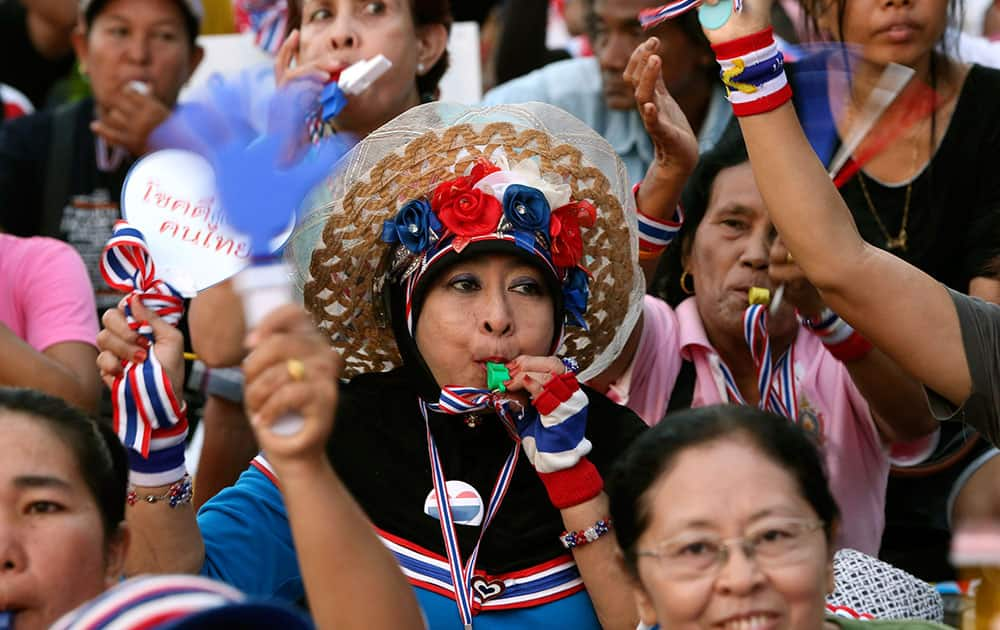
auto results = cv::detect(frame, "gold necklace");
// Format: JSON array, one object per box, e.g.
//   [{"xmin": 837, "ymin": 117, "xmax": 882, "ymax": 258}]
[
  {"xmin": 856, "ymin": 135, "xmax": 922, "ymax": 253},
  {"xmin": 857, "ymin": 174, "xmax": 911, "ymax": 252}
]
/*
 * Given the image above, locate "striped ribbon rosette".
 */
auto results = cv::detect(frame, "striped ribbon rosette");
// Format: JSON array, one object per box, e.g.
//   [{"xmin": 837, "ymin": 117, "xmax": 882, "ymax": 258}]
[{"xmin": 100, "ymin": 221, "xmax": 187, "ymax": 461}]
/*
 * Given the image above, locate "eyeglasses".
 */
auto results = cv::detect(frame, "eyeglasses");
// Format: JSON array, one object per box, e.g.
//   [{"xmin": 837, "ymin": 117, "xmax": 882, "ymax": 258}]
[{"xmin": 636, "ymin": 518, "xmax": 825, "ymax": 581}]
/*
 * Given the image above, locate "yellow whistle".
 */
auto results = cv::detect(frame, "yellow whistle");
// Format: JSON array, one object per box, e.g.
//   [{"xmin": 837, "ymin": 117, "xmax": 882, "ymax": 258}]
[{"xmin": 748, "ymin": 287, "xmax": 771, "ymax": 306}]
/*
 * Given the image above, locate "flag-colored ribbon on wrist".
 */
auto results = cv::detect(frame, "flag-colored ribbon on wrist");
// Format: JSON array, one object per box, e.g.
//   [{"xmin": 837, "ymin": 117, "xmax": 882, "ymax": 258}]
[{"xmin": 100, "ymin": 221, "xmax": 187, "ymax": 458}]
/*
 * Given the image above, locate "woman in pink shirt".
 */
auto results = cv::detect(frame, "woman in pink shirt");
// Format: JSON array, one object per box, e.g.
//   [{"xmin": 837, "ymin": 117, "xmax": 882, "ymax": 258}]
[
  {"xmin": 589, "ymin": 118, "xmax": 937, "ymax": 555},
  {"xmin": 0, "ymin": 234, "xmax": 101, "ymax": 412}
]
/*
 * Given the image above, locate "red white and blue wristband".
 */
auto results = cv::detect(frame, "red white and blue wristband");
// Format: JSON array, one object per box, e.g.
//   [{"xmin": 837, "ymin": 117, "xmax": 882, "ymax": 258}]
[
  {"xmin": 800, "ymin": 308, "xmax": 874, "ymax": 363},
  {"xmin": 712, "ymin": 27, "xmax": 792, "ymax": 117},
  {"xmin": 632, "ymin": 182, "xmax": 683, "ymax": 255}
]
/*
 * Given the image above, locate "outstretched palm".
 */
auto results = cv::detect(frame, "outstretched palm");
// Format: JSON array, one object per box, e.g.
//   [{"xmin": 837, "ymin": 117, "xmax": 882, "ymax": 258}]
[{"xmin": 625, "ymin": 37, "xmax": 699, "ymax": 177}]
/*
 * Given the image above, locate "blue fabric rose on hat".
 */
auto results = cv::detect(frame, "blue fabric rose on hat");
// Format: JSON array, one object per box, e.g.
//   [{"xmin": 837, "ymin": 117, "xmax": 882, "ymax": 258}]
[
  {"xmin": 502, "ymin": 185, "xmax": 551, "ymax": 234},
  {"xmin": 563, "ymin": 266, "xmax": 590, "ymax": 329},
  {"xmin": 381, "ymin": 198, "xmax": 442, "ymax": 253}
]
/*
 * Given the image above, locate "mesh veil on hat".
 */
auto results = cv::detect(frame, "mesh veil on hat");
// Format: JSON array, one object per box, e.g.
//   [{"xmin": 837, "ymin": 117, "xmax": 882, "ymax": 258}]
[{"xmin": 285, "ymin": 101, "xmax": 644, "ymax": 382}]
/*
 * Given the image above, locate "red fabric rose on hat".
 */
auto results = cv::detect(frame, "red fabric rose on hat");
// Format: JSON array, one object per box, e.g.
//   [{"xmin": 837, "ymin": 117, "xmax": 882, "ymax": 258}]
[
  {"xmin": 431, "ymin": 160, "xmax": 504, "ymax": 237},
  {"xmin": 550, "ymin": 200, "xmax": 596, "ymax": 268},
  {"xmin": 435, "ymin": 188, "xmax": 503, "ymax": 237},
  {"xmin": 431, "ymin": 159, "xmax": 501, "ymax": 210}
]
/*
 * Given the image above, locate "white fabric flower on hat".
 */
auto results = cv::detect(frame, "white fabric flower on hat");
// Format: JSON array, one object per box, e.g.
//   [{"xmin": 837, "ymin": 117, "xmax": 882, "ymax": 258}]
[{"xmin": 475, "ymin": 158, "xmax": 572, "ymax": 211}]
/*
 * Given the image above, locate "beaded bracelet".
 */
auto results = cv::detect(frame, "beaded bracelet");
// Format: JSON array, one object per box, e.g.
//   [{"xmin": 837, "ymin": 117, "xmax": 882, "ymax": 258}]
[
  {"xmin": 560, "ymin": 518, "xmax": 613, "ymax": 549},
  {"xmin": 127, "ymin": 474, "xmax": 193, "ymax": 508}
]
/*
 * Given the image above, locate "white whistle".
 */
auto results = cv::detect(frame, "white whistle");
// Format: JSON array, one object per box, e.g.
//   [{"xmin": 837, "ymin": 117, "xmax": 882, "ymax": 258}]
[{"xmin": 339, "ymin": 54, "xmax": 392, "ymax": 95}]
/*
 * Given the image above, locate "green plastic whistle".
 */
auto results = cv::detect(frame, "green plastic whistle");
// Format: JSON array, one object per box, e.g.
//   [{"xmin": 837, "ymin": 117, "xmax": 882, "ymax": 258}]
[{"xmin": 486, "ymin": 362, "xmax": 510, "ymax": 392}]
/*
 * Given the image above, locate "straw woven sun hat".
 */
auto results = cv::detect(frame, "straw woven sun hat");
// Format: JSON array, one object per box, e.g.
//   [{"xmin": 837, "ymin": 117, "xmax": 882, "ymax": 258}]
[{"xmin": 285, "ymin": 101, "xmax": 644, "ymax": 382}]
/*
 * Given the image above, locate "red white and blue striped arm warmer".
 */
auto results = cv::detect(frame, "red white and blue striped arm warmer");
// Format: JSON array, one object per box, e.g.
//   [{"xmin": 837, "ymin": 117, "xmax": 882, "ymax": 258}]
[
  {"xmin": 520, "ymin": 373, "xmax": 603, "ymax": 509},
  {"xmin": 800, "ymin": 308, "xmax": 874, "ymax": 363}
]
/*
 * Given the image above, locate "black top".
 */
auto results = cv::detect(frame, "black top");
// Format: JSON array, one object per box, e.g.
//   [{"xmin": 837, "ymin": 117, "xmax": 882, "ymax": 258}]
[
  {"xmin": 328, "ymin": 368, "xmax": 647, "ymax": 573},
  {"xmin": 825, "ymin": 64, "xmax": 1000, "ymax": 291},
  {"xmin": 0, "ymin": 97, "xmax": 133, "ymax": 311},
  {"xmin": 0, "ymin": 0, "xmax": 74, "ymax": 108}
]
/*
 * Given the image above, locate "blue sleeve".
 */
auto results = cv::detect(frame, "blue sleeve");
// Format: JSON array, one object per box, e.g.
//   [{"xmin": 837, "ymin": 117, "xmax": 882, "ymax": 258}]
[
  {"xmin": 481, "ymin": 69, "xmax": 553, "ymax": 106},
  {"xmin": 197, "ymin": 466, "xmax": 304, "ymax": 601}
]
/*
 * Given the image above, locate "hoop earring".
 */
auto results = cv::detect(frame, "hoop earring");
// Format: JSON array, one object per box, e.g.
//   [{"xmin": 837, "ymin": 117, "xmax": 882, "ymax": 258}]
[{"xmin": 680, "ymin": 270, "xmax": 694, "ymax": 295}]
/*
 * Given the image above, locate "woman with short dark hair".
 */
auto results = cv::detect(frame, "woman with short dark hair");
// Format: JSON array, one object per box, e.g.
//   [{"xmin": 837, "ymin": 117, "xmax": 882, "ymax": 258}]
[{"xmin": 607, "ymin": 405, "xmax": 947, "ymax": 629}]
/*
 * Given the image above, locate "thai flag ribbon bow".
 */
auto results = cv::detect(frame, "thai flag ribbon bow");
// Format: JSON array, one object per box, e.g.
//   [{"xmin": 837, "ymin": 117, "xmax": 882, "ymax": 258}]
[
  {"xmin": 100, "ymin": 221, "xmax": 187, "ymax": 458},
  {"xmin": 429, "ymin": 387, "xmax": 523, "ymax": 441}
]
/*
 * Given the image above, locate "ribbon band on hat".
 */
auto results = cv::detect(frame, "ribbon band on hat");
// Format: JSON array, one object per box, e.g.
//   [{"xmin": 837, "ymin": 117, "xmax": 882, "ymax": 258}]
[{"xmin": 100, "ymin": 221, "xmax": 187, "ymax": 458}]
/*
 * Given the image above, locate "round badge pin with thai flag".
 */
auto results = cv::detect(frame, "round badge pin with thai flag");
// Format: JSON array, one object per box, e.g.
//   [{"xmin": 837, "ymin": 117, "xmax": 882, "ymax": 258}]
[{"xmin": 423, "ymin": 480, "xmax": 484, "ymax": 527}]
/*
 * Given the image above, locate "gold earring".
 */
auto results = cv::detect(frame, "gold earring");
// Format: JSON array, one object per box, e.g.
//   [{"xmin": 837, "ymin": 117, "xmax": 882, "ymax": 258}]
[{"xmin": 680, "ymin": 270, "xmax": 694, "ymax": 295}]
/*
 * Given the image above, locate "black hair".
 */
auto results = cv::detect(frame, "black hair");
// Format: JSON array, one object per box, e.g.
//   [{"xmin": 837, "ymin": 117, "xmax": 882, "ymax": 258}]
[
  {"xmin": 83, "ymin": 0, "xmax": 200, "ymax": 46},
  {"xmin": 285, "ymin": 0, "xmax": 453, "ymax": 100},
  {"xmin": 608, "ymin": 405, "xmax": 840, "ymax": 578},
  {"xmin": 0, "ymin": 388, "xmax": 128, "ymax": 541},
  {"xmin": 651, "ymin": 125, "xmax": 749, "ymax": 305}
]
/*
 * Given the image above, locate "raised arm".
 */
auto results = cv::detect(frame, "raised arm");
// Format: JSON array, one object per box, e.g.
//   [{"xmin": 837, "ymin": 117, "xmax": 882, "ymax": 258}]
[
  {"xmin": 589, "ymin": 37, "xmax": 696, "ymax": 392},
  {"xmin": 506, "ymin": 357, "xmax": 639, "ymax": 630},
  {"xmin": 769, "ymin": 241, "xmax": 938, "ymax": 443},
  {"xmin": 698, "ymin": 6, "xmax": 974, "ymax": 408},
  {"xmin": 96, "ymin": 301, "xmax": 204, "ymax": 575},
  {"xmin": 627, "ymin": 36, "xmax": 698, "ymax": 286},
  {"xmin": 241, "ymin": 305, "xmax": 424, "ymax": 630}
]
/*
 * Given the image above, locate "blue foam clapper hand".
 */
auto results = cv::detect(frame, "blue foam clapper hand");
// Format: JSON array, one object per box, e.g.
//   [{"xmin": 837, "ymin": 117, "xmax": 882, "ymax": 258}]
[{"xmin": 150, "ymin": 75, "xmax": 353, "ymax": 257}]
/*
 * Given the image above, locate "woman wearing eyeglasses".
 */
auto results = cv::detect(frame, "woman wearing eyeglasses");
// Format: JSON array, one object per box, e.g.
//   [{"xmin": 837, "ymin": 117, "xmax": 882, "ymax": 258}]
[{"xmin": 607, "ymin": 405, "xmax": 948, "ymax": 629}]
